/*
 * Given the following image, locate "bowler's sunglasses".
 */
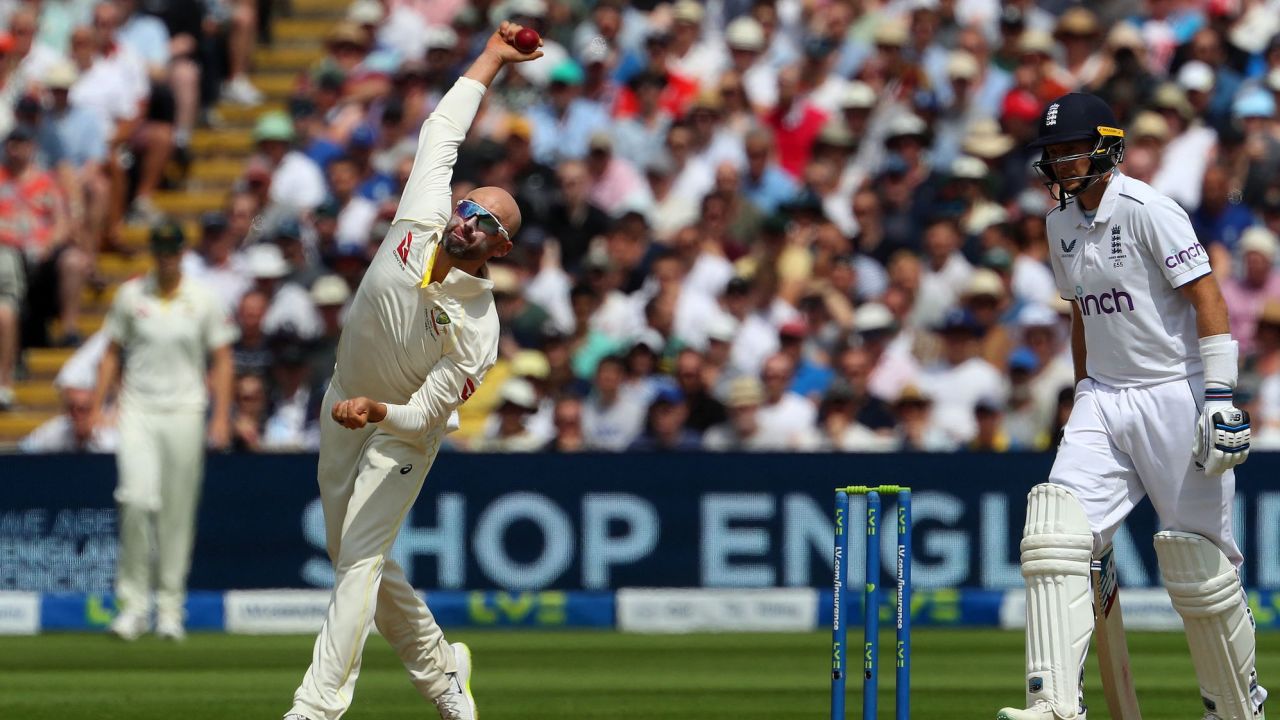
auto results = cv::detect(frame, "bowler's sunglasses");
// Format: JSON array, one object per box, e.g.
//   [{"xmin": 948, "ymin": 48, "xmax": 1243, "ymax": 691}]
[{"xmin": 455, "ymin": 199, "xmax": 509, "ymax": 240}]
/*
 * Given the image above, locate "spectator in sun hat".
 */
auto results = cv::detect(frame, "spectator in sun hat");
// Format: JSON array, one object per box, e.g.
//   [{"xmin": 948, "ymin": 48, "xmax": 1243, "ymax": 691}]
[
  {"xmin": 245, "ymin": 243, "xmax": 322, "ymax": 340},
  {"xmin": 1221, "ymin": 226, "xmax": 1280, "ymax": 354},
  {"xmin": 892, "ymin": 383, "xmax": 955, "ymax": 452},
  {"xmin": 703, "ymin": 376, "xmax": 776, "ymax": 451},
  {"xmin": 1149, "ymin": 82, "xmax": 1218, "ymax": 211},
  {"xmin": 473, "ymin": 378, "xmax": 544, "ymax": 452}
]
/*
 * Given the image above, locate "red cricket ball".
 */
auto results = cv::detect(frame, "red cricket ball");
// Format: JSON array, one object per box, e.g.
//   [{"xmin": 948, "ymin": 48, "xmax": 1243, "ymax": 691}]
[{"xmin": 513, "ymin": 27, "xmax": 540, "ymax": 54}]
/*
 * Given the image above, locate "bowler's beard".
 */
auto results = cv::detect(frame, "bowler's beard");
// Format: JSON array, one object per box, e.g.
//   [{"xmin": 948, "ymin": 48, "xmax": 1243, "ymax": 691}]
[{"xmin": 443, "ymin": 224, "xmax": 487, "ymax": 261}]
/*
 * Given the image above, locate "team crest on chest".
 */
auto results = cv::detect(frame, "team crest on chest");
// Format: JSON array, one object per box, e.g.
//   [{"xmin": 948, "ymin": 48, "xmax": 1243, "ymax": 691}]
[
  {"xmin": 1109, "ymin": 224, "xmax": 1127, "ymax": 267},
  {"xmin": 427, "ymin": 305, "xmax": 451, "ymax": 337}
]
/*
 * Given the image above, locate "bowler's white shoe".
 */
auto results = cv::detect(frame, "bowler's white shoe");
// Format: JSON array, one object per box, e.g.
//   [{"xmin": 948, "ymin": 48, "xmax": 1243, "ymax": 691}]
[
  {"xmin": 282, "ymin": 715, "xmax": 312, "ymax": 720},
  {"xmin": 155, "ymin": 615, "xmax": 186, "ymax": 641},
  {"xmin": 997, "ymin": 700, "xmax": 1084, "ymax": 720},
  {"xmin": 433, "ymin": 642, "xmax": 477, "ymax": 720},
  {"xmin": 108, "ymin": 611, "xmax": 147, "ymax": 641}
]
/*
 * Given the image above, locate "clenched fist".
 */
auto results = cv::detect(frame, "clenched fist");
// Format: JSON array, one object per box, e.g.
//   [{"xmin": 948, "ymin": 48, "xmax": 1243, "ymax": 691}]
[{"xmin": 331, "ymin": 396, "xmax": 387, "ymax": 429}]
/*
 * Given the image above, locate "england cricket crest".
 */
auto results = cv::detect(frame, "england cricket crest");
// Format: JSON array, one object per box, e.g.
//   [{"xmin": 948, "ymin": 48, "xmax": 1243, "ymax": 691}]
[
  {"xmin": 1109, "ymin": 224, "xmax": 1127, "ymax": 267},
  {"xmin": 427, "ymin": 305, "xmax": 452, "ymax": 338}
]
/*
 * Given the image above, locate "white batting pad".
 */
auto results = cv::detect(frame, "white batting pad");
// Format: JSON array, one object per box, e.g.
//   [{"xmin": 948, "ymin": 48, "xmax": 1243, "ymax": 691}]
[
  {"xmin": 1155, "ymin": 531, "xmax": 1264, "ymax": 720},
  {"xmin": 1020, "ymin": 484, "xmax": 1095, "ymax": 719}
]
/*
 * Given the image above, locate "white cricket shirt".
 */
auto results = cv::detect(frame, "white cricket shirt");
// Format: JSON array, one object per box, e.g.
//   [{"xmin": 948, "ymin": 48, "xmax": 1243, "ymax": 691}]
[
  {"xmin": 103, "ymin": 274, "xmax": 238, "ymax": 411},
  {"xmin": 1047, "ymin": 171, "xmax": 1210, "ymax": 388},
  {"xmin": 335, "ymin": 77, "xmax": 500, "ymax": 439}
]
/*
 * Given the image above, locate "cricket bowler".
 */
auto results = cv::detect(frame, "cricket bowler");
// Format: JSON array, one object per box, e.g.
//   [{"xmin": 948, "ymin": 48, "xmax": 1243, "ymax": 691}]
[
  {"xmin": 282, "ymin": 23, "xmax": 542, "ymax": 720},
  {"xmin": 999, "ymin": 93, "xmax": 1267, "ymax": 720}
]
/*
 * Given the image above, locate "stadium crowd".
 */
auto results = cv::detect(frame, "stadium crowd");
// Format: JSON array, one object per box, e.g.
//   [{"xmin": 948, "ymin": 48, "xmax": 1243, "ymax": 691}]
[{"xmin": 9, "ymin": 0, "xmax": 1280, "ymax": 454}]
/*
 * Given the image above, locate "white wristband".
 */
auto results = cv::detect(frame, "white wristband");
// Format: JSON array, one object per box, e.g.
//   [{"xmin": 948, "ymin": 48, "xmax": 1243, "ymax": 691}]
[
  {"xmin": 1199, "ymin": 334, "xmax": 1238, "ymax": 392},
  {"xmin": 374, "ymin": 402, "xmax": 427, "ymax": 437}
]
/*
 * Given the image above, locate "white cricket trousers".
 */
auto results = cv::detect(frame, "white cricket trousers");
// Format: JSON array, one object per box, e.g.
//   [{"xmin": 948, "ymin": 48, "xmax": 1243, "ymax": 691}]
[
  {"xmin": 290, "ymin": 376, "xmax": 454, "ymax": 720},
  {"xmin": 114, "ymin": 403, "xmax": 206, "ymax": 621},
  {"xmin": 1050, "ymin": 375, "xmax": 1241, "ymax": 563}
]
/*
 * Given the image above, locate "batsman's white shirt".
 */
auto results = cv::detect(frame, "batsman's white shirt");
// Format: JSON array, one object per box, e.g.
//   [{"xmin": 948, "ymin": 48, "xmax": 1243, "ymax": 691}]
[
  {"xmin": 1046, "ymin": 171, "xmax": 1209, "ymax": 388},
  {"xmin": 1044, "ymin": 172, "xmax": 1239, "ymax": 563},
  {"xmin": 291, "ymin": 77, "xmax": 499, "ymax": 720}
]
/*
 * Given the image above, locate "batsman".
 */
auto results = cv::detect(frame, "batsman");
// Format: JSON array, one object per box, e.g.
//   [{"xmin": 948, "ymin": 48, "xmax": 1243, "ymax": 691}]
[{"xmin": 999, "ymin": 93, "xmax": 1267, "ymax": 720}]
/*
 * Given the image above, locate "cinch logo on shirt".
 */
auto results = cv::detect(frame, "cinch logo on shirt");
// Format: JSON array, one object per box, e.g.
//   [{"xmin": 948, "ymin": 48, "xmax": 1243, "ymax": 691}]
[
  {"xmin": 1075, "ymin": 285, "xmax": 1135, "ymax": 316},
  {"xmin": 1164, "ymin": 241, "xmax": 1206, "ymax": 269}
]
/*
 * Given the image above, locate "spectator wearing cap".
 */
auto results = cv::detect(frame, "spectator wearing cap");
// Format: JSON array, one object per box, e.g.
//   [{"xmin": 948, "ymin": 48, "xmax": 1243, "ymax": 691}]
[
  {"xmin": 1221, "ymin": 227, "xmax": 1280, "ymax": 354},
  {"xmin": 948, "ymin": 156, "xmax": 1005, "ymax": 239},
  {"xmin": 763, "ymin": 64, "xmax": 830, "ymax": 179},
  {"xmin": 1234, "ymin": 89, "xmax": 1280, "ymax": 209},
  {"xmin": 1149, "ymin": 83, "xmax": 1217, "ymax": 212},
  {"xmin": 1013, "ymin": 303, "xmax": 1074, "ymax": 433},
  {"xmin": 930, "ymin": 52, "xmax": 986, "ymax": 169},
  {"xmin": 271, "ymin": 218, "xmax": 322, "ymax": 289},
  {"xmin": 185, "ymin": 210, "xmax": 250, "ymax": 311},
  {"xmin": 967, "ymin": 397, "xmax": 1010, "ymax": 451},
  {"xmin": 797, "ymin": 34, "xmax": 852, "ymax": 115},
  {"xmin": 528, "ymin": 59, "xmax": 610, "ymax": 165},
  {"xmin": 755, "ymin": 353, "xmax": 818, "ymax": 449},
  {"xmin": 94, "ymin": 219, "xmax": 235, "ymax": 641},
  {"xmin": 582, "ymin": 354, "xmax": 646, "ymax": 450},
  {"xmin": 579, "ymin": 37, "xmax": 620, "ymax": 109},
  {"xmin": 719, "ymin": 275, "xmax": 779, "ymax": 380},
  {"xmin": 253, "ymin": 111, "xmax": 327, "ymax": 213},
  {"xmin": 345, "ymin": 125, "xmax": 397, "ymax": 204},
  {"xmin": 892, "ymin": 383, "xmax": 955, "ymax": 452},
  {"xmin": 1003, "ymin": 345, "xmax": 1051, "ymax": 450},
  {"xmin": 850, "ymin": 301, "xmax": 916, "ymax": 404},
  {"xmin": 917, "ymin": 308, "xmax": 1006, "ymax": 443},
  {"xmin": 612, "ymin": 70, "xmax": 673, "ymax": 169},
  {"xmin": 740, "ymin": 128, "xmax": 799, "ymax": 215},
  {"xmin": 325, "ymin": 155, "xmax": 378, "ymax": 248},
  {"xmin": 704, "ymin": 375, "xmax": 777, "ymax": 451},
  {"xmin": 585, "ymin": 131, "xmax": 653, "ymax": 217},
  {"xmin": 1188, "ymin": 27, "xmax": 1245, "ymax": 128},
  {"xmin": 628, "ymin": 384, "xmax": 702, "ymax": 451},
  {"xmin": 673, "ymin": 347, "xmax": 727, "ymax": 432},
  {"xmin": 260, "ymin": 334, "xmax": 322, "ymax": 451},
  {"xmin": 1192, "ymin": 164, "xmax": 1256, "ymax": 254},
  {"xmin": 474, "ymin": 378, "xmax": 544, "ymax": 452},
  {"xmin": 244, "ymin": 243, "xmax": 323, "ymax": 339},
  {"xmin": 37, "ymin": 61, "xmax": 110, "ymax": 246},
  {"xmin": 776, "ymin": 318, "xmax": 834, "ymax": 399}
]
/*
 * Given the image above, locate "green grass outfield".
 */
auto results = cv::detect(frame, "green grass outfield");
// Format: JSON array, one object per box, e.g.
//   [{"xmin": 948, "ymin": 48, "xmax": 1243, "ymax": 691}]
[{"xmin": 0, "ymin": 629, "xmax": 1266, "ymax": 719}]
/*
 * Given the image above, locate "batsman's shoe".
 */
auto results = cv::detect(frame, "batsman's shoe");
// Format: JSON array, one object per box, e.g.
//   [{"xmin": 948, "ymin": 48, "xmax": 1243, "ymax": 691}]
[
  {"xmin": 108, "ymin": 611, "xmax": 147, "ymax": 642},
  {"xmin": 282, "ymin": 715, "xmax": 312, "ymax": 720},
  {"xmin": 155, "ymin": 615, "xmax": 186, "ymax": 642},
  {"xmin": 433, "ymin": 642, "xmax": 477, "ymax": 720},
  {"xmin": 997, "ymin": 700, "xmax": 1085, "ymax": 720}
]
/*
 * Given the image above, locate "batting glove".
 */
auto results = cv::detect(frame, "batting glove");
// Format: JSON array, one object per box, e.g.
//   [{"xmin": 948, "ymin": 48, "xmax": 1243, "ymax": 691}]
[{"xmin": 1194, "ymin": 386, "xmax": 1250, "ymax": 476}]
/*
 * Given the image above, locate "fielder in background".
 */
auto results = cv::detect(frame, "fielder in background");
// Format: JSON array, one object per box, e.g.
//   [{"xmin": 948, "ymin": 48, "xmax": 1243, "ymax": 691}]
[
  {"xmin": 999, "ymin": 92, "xmax": 1266, "ymax": 720},
  {"xmin": 92, "ymin": 221, "xmax": 236, "ymax": 641},
  {"xmin": 282, "ymin": 23, "xmax": 542, "ymax": 720}
]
